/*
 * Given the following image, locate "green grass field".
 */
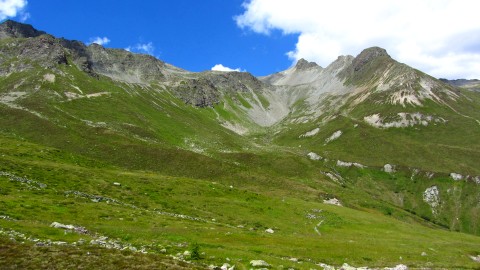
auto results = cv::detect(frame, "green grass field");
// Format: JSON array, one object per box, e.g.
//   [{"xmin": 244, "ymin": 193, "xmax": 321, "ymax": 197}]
[{"xmin": 1, "ymin": 36, "xmax": 480, "ymax": 269}]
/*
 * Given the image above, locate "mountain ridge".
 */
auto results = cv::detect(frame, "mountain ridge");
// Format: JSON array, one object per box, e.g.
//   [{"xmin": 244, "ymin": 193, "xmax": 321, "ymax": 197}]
[{"xmin": 1, "ymin": 20, "xmax": 480, "ymax": 269}]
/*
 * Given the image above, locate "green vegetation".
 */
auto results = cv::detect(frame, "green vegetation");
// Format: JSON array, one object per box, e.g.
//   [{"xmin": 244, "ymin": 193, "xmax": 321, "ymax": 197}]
[
  {"xmin": 1, "ymin": 26, "xmax": 480, "ymax": 269},
  {"xmin": 1, "ymin": 135, "xmax": 480, "ymax": 269}
]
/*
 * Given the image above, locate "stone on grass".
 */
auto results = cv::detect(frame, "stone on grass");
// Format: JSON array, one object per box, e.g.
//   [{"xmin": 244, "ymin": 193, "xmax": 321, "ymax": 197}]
[{"xmin": 250, "ymin": 260, "xmax": 270, "ymax": 267}]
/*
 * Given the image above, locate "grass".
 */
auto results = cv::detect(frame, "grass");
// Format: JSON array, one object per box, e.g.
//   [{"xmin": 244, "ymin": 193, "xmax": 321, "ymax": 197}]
[
  {"xmin": 1, "ymin": 135, "xmax": 480, "ymax": 269},
  {"xmin": 0, "ymin": 237, "xmax": 203, "ymax": 270},
  {"xmin": 1, "ymin": 45, "xmax": 480, "ymax": 269}
]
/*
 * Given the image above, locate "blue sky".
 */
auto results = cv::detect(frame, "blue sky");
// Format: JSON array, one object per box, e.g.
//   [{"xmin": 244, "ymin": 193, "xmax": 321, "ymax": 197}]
[
  {"xmin": 2, "ymin": 0, "xmax": 298, "ymax": 76},
  {"xmin": 2, "ymin": 0, "xmax": 480, "ymax": 79}
]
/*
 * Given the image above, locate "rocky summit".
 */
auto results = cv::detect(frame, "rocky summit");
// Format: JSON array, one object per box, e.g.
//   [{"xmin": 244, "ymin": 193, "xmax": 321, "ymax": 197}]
[{"xmin": 1, "ymin": 20, "xmax": 480, "ymax": 269}]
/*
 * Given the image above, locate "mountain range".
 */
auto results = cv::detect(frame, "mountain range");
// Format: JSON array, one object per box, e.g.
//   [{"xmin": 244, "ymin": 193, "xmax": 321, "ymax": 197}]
[{"xmin": 1, "ymin": 20, "xmax": 480, "ymax": 269}]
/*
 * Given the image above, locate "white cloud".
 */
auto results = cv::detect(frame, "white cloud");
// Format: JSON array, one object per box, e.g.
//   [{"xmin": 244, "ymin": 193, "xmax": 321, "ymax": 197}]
[
  {"xmin": 89, "ymin": 36, "xmax": 110, "ymax": 46},
  {"xmin": 236, "ymin": 0, "xmax": 480, "ymax": 79},
  {"xmin": 0, "ymin": 0, "xmax": 28, "ymax": 21},
  {"xmin": 211, "ymin": 64, "xmax": 244, "ymax": 72},
  {"xmin": 18, "ymin": 11, "xmax": 29, "ymax": 22},
  {"xmin": 126, "ymin": 42, "xmax": 155, "ymax": 55}
]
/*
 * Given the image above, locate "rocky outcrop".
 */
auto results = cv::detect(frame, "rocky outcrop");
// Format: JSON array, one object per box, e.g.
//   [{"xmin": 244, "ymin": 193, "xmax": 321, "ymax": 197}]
[
  {"xmin": 383, "ymin": 164, "xmax": 396, "ymax": 173},
  {"xmin": 323, "ymin": 198, "xmax": 342, "ymax": 206},
  {"xmin": 295, "ymin": 58, "xmax": 320, "ymax": 70},
  {"xmin": 423, "ymin": 186, "xmax": 440, "ymax": 215},
  {"xmin": 86, "ymin": 44, "xmax": 166, "ymax": 83},
  {"xmin": 0, "ymin": 20, "xmax": 271, "ymax": 109},
  {"xmin": 50, "ymin": 222, "xmax": 88, "ymax": 234},
  {"xmin": 174, "ymin": 77, "xmax": 220, "ymax": 107},
  {"xmin": 0, "ymin": 171, "xmax": 47, "ymax": 190},
  {"xmin": 250, "ymin": 260, "xmax": 270, "ymax": 268},
  {"xmin": 0, "ymin": 20, "xmax": 165, "ymax": 82},
  {"xmin": 173, "ymin": 71, "xmax": 268, "ymax": 107},
  {"xmin": 0, "ymin": 34, "xmax": 67, "ymax": 73},
  {"xmin": 307, "ymin": 152, "xmax": 322, "ymax": 160},
  {"xmin": 441, "ymin": 78, "xmax": 480, "ymax": 92},
  {"xmin": 204, "ymin": 71, "xmax": 265, "ymax": 93},
  {"xmin": 0, "ymin": 20, "xmax": 46, "ymax": 39},
  {"xmin": 351, "ymin": 47, "xmax": 390, "ymax": 72}
]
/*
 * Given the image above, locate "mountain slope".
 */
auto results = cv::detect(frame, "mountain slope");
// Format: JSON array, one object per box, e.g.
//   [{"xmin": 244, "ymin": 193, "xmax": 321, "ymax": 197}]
[
  {"xmin": 269, "ymin": 47, "xmax": 480, "ymax": 174},
  {"xmin": 1, "ymin": 20, "xmax": 480, "ymax": 269}
]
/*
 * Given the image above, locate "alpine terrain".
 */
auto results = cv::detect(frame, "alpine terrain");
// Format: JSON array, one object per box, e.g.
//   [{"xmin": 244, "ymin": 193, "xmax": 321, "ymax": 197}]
[{"xmin": 1, "ymin": 20, "xmax": 480, "ymax": 269}]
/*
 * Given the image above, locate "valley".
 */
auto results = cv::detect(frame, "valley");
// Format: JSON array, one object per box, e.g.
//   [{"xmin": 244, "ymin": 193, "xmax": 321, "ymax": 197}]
[{"xmin": 1, "ymin": 20, "xmax": 480, "ymax": 269}]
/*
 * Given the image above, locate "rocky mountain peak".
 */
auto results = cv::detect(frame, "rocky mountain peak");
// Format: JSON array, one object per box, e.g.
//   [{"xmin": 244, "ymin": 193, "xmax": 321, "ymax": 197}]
[
  {"xmin": 352, "ymin": 46, "xmax": 391, "ymax": 71},
  {"xmin": 295, "ymin": 58, "xmax": 320, "ymax": 70},
  {"xmin": 0, "ymin": 20, "xmax": 46, "ymax": 39}
]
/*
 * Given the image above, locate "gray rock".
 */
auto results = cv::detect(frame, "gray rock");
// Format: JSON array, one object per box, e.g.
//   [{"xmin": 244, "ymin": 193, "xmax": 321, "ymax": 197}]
[
  {"xmin": 323, "ymin": 198, "xmax": 342, "ymax": 206},
  {"xmin": 384, "ymin": 265, "xmax": 408, "ymax": 270},
  {"xmin": 470, "ymin": 255, "xmax": 480, "ymax": 262},
  {"xmin": 383, "ymin": 164, "xmax": 395, "ymax": 173},
  {"xmin": 220, "ymin": 263, "xmax": 233, "ymax": 270},
  {"xmin": 250, "ymin": 260, "xmax": 270, "ymax": 267},
  {"xmin": 450, "ymin": 173, "xmax": 463, "ymax": 181},
  {"xmin": 307, "ymin": 152, "xmax": 322, "ymax": 161},
  {"xmin": 295, "ymin": 58, "xmax": 320, "ymax": 70},
  {"xmin": 351, "ymin": 47, "xmax": 390, "ymax": 72},
  {"xmin": 0, "ymin": 20, "xmax": 46, "ymax": 39},
  {"xmin": 423, "ymin": 186, "xmax": 440, "ymax": 215},
  {"xmin": 340, "ymin": 263, "xmax": 357, "ymax": 270}
]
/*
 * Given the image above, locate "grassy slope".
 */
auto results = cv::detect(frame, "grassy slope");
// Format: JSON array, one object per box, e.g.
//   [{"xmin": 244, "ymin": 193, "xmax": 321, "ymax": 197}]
[
  {"xmin": 1, "ymin": 136, "xmax": 480, "ymax": 269},
  {"xmin": 1, "ymin": 54, "xmax": 480, "ymax": 268},
  {"xmin": 268, "ymin": 74, "xmax": 480, "ymax": 239}
]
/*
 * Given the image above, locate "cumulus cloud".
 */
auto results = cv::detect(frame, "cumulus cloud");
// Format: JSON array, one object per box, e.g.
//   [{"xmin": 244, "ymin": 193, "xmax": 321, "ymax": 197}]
[
  {"xmin": 211, "ymin": 64, "xmax": 244, "ymax": 72},
  {"xmin": 0, "ymin": 0, "xmax": 28, "ymax": 21},
  {"xmin": 18, "ymin": 11, "xmax": 29, "ymax": 22},
  {"xmin": 126, "ymin": 42, "xmax": 155, "ymax": 55},
  {"xmin": 89, "ymin": 36, "xmax": 110, "ymax": 46},
  {"xmin": 235, "ymin": 0, "xmax": 480, "ymax": 79}
]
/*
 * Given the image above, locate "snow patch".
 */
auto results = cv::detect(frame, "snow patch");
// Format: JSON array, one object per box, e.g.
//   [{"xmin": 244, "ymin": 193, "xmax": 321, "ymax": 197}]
[
  {"xmin": 423, "ymin": 186, "xmax": 440, "ymax": 215},
  {"xmin": 324, "ymin": 130, "xmax": 342, "ymax": 144},
  {"xmin": 299, "ymin": 127, "xmax": 320, "ymax": 138}
]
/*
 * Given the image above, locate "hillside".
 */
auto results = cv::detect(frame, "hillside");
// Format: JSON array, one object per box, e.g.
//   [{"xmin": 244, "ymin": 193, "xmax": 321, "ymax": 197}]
[{"xmin": 1, "ymin": 20, "xmax": 480, "ymax": 269}]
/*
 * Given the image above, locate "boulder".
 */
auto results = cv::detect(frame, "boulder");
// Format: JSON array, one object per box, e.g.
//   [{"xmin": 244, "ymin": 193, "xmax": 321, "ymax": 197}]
[
  {"xmin": 250, "ymin": 260, "xmax": 270, "ymax": 267},
  {"xmin": 383, "ymin": 164, "xmax": 395, "ymax": 173},
  {"xmin": 265, "ymin": 228, "xmax": 274, "ymax": 234}
]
